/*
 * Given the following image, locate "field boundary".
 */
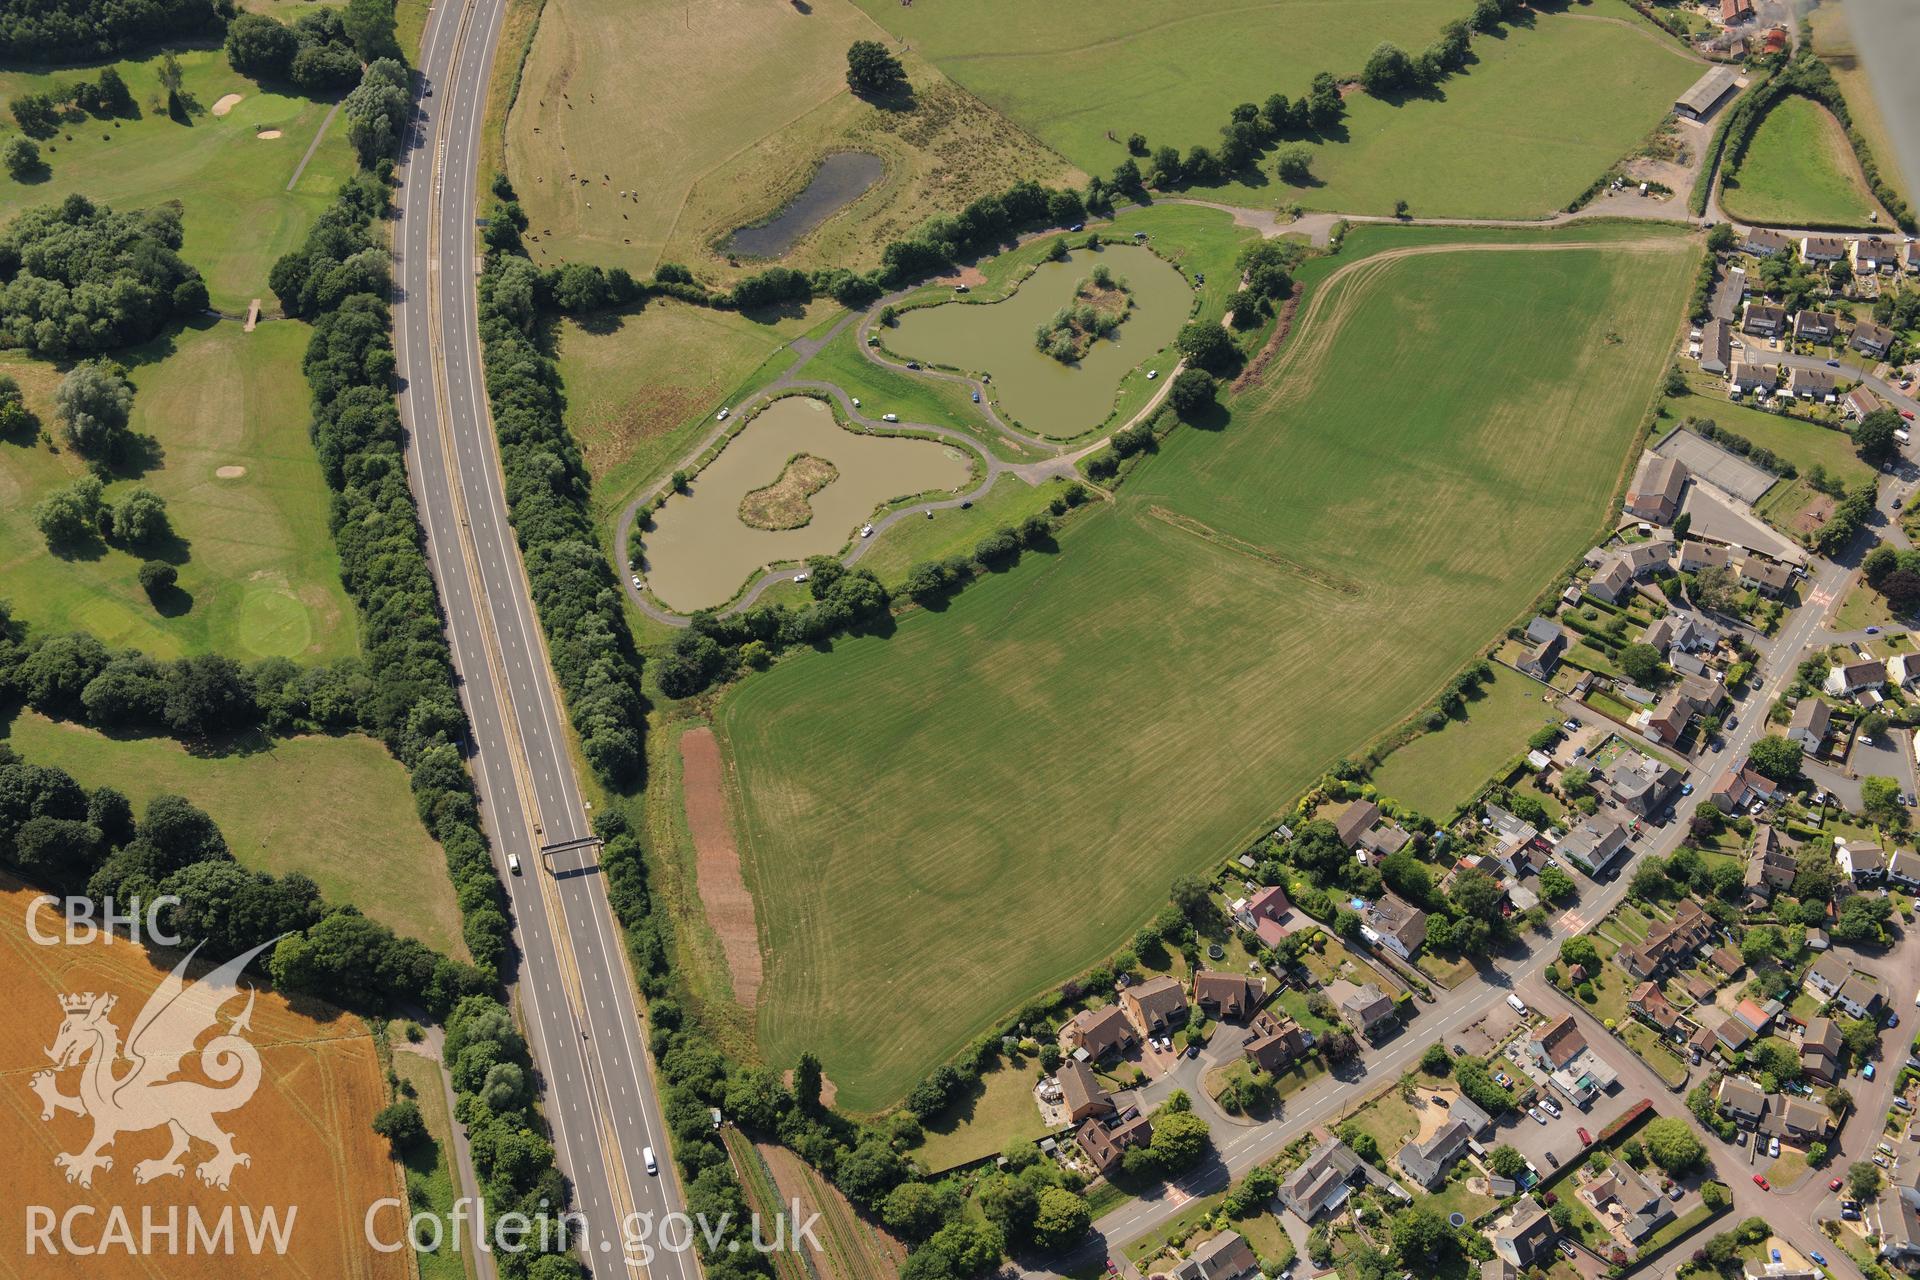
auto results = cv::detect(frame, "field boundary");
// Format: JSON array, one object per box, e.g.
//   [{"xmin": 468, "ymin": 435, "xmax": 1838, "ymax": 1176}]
[{"xmin": 679, "ymin": 726, "xmax": 764, "ymax": 1007}]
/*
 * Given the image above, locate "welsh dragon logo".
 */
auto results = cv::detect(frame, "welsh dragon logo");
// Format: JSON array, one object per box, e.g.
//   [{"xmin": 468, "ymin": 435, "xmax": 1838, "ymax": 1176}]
[{"xmin": 30, "ymin": 939, "xmax": 276, "ymax": 1191}]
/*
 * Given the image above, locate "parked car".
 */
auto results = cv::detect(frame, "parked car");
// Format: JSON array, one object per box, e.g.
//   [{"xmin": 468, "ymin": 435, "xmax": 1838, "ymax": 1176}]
[
  {"xmin": 1668, "ymin": 1184, "xmax": 1683, "ymax": 1202},
  {"xmin": 1452, "ymin": 1044, "xmax": 1468, "ymax": 1057},
  {"xmin": 1831, "ymin": 1178, "xmax": 1844, "ymax": 1192},
  {"xmin": 1577, "ymin": 1127, "xmax": 1593, "ymax": 1146},
  {"xmin": 1876, "ymin": 1154, "xmax": 1891, "ymax": 1168},
  {"xmin": 1680, "ymin": 782, "xmax": 1694, "ymax": 796},
  {"xmin": 1540, "ymin": 1098, "xmax": 1562, "ymax": 1118},
  {"xmin": 1752, "ymin": 1174, "xmax": 1771, "ymax": 1190},
  {"xmin": 1842, "ymin": 1208, "xmax": 1862, "ymax": 1221},
  {"xmin": 1866, "ymin": 1063, "xmax": 1878, "ymax": 1080},
  {"xmin": 631, "ymin": 575, "xmax": 643, "ymax": 589},
  {"xmin": 1868, "ymin": 626, "xmax": 1882, "ymax": 635},
  {"xmin": 1558, "ymin": 1242, "xmax": 1578, "ymax": 1261},
  {"xmin": 905, "ymin": 361, "xmax": 920, "ymax": 370},
  {"xmin": 882, "ymin": 413, "xmax": 899, "ymax": 422},
  {"xmin": 971, "ymin": 390, "xmax": 980, "ymax": 403},
  {"xmin": 1563, "ymin": 718, "xmax": 1580, "ymax": 731},
  {"xmin": 1892, "ymin": 1012, "xmax": 1903, "ymax": 1028},
  {"xmin": 1768, "ymin": 1136, "xmax": 1781, "ymax": 1158},
  {"xmin": 716, "ymin": 407, "xmax": 730, "ymax": 421},
  {"xmin": 1528, "ymin": 1107, "xmax": 1548, "ymax": 1126}
]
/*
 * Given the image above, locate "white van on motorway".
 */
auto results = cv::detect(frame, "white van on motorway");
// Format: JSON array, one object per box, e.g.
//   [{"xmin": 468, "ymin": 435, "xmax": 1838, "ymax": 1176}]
[
  {"xmin": 507, "ymin": 851, "xmax": 522, "ymax": 875},
  {"xmin": 643, "ymin": 1146, "xmax": 658, "ymax": 1175}
]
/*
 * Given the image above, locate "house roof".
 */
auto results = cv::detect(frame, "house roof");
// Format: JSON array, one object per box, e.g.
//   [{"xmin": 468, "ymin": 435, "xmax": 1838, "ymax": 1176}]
[
  {"xmin": 1058, "ymin": 1058, "xmax": 1110, "ymax": 1117},
  {"xmin": 1370, "ymin": 893, "xmax": 1428, "ymax": 949},
  {"xmin": 1125, "ymin": 975, "xmax": 1187, "ymax": 1024},
  {"xmin": 1733, "ymin": 998, "xmax": 1773, "ymax": 1032},
  {"xmin": 1173, "ymin": 1230, "xmax": 1259, "ymax": 1280},
  {"xmin": 1744, "ymin": 228, "xmax": 1792, "ymax": 253},
  {"xmin": 1808, "ymin": 954, "xmax": 1851, "ymax": 990},
  {"xmin": 1337, "ymin": 981, "xmax": 1395, "ymax": 1027},
  {"xmin": 1629, "ymin": 981, "xmax": 1681, "ymax": 1031},
  {"xmin": 1803, "ymin": 235, "xmax": 1849, "ymax": 257},
  {"xmin": 1193, "ymin": 970, "xmax": 1263, "ymax": 1017},
  {"xmin": 1789, "ymin": 697, "xmax": 1831, "ymax": 736},
  {"xmin": 1533, "ymin": 1014, "xmax": 1588, "ymax": 1069},
  {"xmin": 1280, "ymin": 1139, "xmax": 1362, "ymax": 1217},
  {"xmin": 1494, "ymin": 1202, "xmax": 1557, "ymax": 1267},
  {"xmin": 1718, "ymin": 1075, "xmax": 1767, "ymax": 1115},
  {"xmin": 1331, "ymin": 799, "xmax": 1382, "ymax": 847},
  {"xmin": 1631, "ymin": 454, "xmax": 1689, "ymax": 506},
  {"xmin": 1836, "ymin": 973, "xmax": 1882, "ymax": 1010},
  {"xmin": 1854, "ymin": 321, "xmax": 1895, "ymax": 350},
  {"xmin": 1804, "ymin": 1015, "xmax": 1842, "ymax": 1053},
  {"xmin": 1069, "ymin": 1004, "xmax": 1134, "ymax": 1053}
]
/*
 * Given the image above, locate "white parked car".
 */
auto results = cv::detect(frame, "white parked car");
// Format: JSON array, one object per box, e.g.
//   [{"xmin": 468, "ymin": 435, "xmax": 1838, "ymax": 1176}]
[
  {"xmin": 631, "ymin": 575, "xmax": 643, "ymax": 589},
  {"xmin": 793, "ymin": 571, "xmax": 809, "ymax": 584},
  {"xmin": 860, "ymin": 523, "xmax": 874, "ymax": 538},
  {"xmin": 1768, "ymin": 1136, "xmax": 1781, "ymax": 1158},
  {"xmin": 882, "ymin": 413, "xmax": 899, "ymax": 422},
  {"xmin": 850, "ymin": 397, "xmax": 861, "ymax": 407},
  {"xmin": 716, "ymin": 407, "xmax": 730, "ymax": 421}
]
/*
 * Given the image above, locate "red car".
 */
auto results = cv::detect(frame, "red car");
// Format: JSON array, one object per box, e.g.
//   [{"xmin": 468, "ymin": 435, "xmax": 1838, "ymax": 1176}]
[
  {"xmin": 1577, "ymin": 1127, "xmax": 1593, "ymax": 1146},
  {"xmin": 1753, "ymin": 1174, "xmax": 1771, "ymax": 1191},
  {"xmin": 1904, "ymin": 410, "xmax": 1917, "ymax": 421},
  {"xmin": 1832, "ymin": 1178, "xmax": 1845, "ymax": 1192}
]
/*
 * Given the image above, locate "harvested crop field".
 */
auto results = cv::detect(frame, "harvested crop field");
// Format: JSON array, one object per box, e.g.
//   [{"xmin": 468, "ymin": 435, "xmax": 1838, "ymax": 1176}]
[
  {"xmin": 681, "ymin": 727, "xmax": 764, "ymax": 1006},
  {"xmin": 0, "ymin": 877, "xmax": 405, "ymax": 1277},
  {"xmin": 719, "ymin": 228, "xmax": 1698, "ymax": 1109}
]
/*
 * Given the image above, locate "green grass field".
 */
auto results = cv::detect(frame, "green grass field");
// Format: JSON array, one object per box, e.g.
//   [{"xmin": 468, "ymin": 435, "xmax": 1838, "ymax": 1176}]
[
  {"xmin": 0, "ymin": 48, "xmax": 356, "ymax": 312},
  {"xmin": 912, "ymin": 1058, "xmax": 1048, "ymax": 1173},
  {"xmin": 506, "ymin": 0, "xmax": 1075, "ymax": 279},
  {"xmin": 717, "ymin": 229, "xmax": 1697, "ymax": 1110},
  {"xmin": 1371, "ymin": 668, "xmax": 1560, "ymax": 820},
  {"xmin": 854, "ymin": 2, "xmax": 1698, "ymax": 219},
  {"xmin": 0, "ymin": 320, "xmax": 357, "ymax": 662},
  {"xmin": 1720, "ymin": 94, "xmax": 1885, "ymax": 229},
  {"xmin": 390, "ymin": 1048, "xmax": 476, "ymax": 1280},
  {"xmin": 3, "ymin": 711, "xmax": 467, "ymax": 959}
]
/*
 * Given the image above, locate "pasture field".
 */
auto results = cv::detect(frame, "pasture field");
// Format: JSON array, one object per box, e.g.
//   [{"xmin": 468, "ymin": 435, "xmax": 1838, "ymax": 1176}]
[
  {"xmin": 717, "ymin": 229, "xmax": 1698, "ymax": 1109},
  {"xmin": 0, "ymin": 48, "xmax": 356, "ymax": 312},
  {"xmin": 3, "ymin": 711, "xmax": 467, "ymax": 960},
  {"xmin": 854, "ymin": 2, "xmax": 1698, "ymax": 219},
  {"xmin": 0, "ymin": 877, "xmax": 406, "ymax": 1278},
  {"xmin": 1720, "ymin": 94, "xmax": 1886, "ymax": 228},
  {"xmin": 506, "ymin": 0, "xmax": 1074, "ymax": 279},
  {"xmin": 1808, "ymin": 1, "xmax": 1913, "ymax": 213},
  {"xmin": 0, "ymin": 321, "xmax": 357, "ymax": 663},
  {"xmin": 1370, "ymin": 668, "xmax": 1560, "ymax": 820}
]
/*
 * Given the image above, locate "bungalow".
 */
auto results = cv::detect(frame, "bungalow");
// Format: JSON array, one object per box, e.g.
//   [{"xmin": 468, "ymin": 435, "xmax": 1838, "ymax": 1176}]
[
  {"xmin": 1579, "ymin": 1161, "xmax": 1672, "ymax": 1242},
  {"xmin": 1120, "ymin": 975, "xmax": 1188, "ymax": 1039},
  {"xmin": 1852, "ymin": 321, "xmax": 1895, "ymax": 360},
  {"xmin": 1330, "ymin": 798, "xmax": 1411, "ymax": 856},
  {"xmin": 1847, "ymin": 387, "xmax": 1883, "ymax": 421},
  {"xmin": 1616, "ymin": 898, "xmax": 1713, "ymax": 980},
  {"xmin": 1826, "ymin": 658, "xmax": 1887, "ymax": 698},
  {"xmin": 1363, "ymin": 893, "xmax": 1428, "ymax": 960},
  {"xmin": 1244, "ymin": 1008, "xmax": 1309, "ymax": 1074},
  {"xmin": 1833, "ymin": 973, "xmax": 1884, "ymax": 1020},
  {"xmin": 1737, "ymin": 554, "xmax": 1796, "ymax": 597},
  {"xmin": 1076, "ymin": 1110, "xmax": 1152, "ymax": 1175},
  {"xmin": 1193, "ymin": 971, "xmax": 1263, "ymax": 1022},
  {"xmin": 1234, "ymin": 885, "xmax": 1293, "ymax": 949},
  {"xmin": 1604, "ymin": 750, "xmax": 1683, "ymax": 817},
  {"xmin": 1787, "ymin": 697, "xmax": 1831, "ymax": 749},
  {"xmin": 1628, "ymin": 981, "xmax": 1683, "ymax": 1035},
  {"xmin": 1800, "ymin": 1015, "xmax": 1843, "ymax": 1084},
  {"xmin": 1794, "ymin": 310, "xmax": 1840, "ymax": 343},
  {"xmin": 1337, "ymin": 981, "xmax": 1398, "ymax": 1041},
  {"xmin": 1278, "ymin": 1139, "xmax": 1367, "ymax": 1222},
  {"xmin": 1743, "ymin": 302, "xmax": 1788, "ymax": 338},
  {"xmin": 1590, "ymin": 556, "xmax": 1635, "ymax": 604},
  {"xmin": 1678, "ymin": 539, "xmax": 1732, "ymax": 573},
  {"xmin": 1491, "ymin": 1203, "xmax": 1559, "ymax": 1270},
  {"xmin": 1731, "ymin": 997, "xmax": 1777, "ymax": 1035},
  {"xmin": 1057, "ymin": 1059, "xmax": 1114, "ymax": 1124},
  {"xmin": 1743, "ymin": 228, "xmax": 1793, "ymax": 257},
  {"xmin": 1801, "ymin": 235, "xmax": 1849, "ymax": 264},
  {"xmin": 1063, "ymin": 1004, "xmax": 1137, "ymax": 1060},
  {"xmin": 1675, "ymin": 65, "xmax": 1739, "ymax": 120},
  {"xmin": 1559, "ymin": 817, "xmax": 1631, "ymax": 878},
  {"xmin": 1397, "ymin": 1117, "xmax": 1474, "ymax": 1190},
  {"xmin": 1171, "ymin": 1231, "xmax": 1260, "ymax": 1280},
  {"xmin": 1717, "ymin": 1075, "xmax": 1768, "ymax": 1126},
  {"xmin": 1729, "ymin": 361, "xmax": 1780, "ymax": 395},
  {"xmin": 1517, "ymin": 616, "xmax": 1567, "ymax": 681},
  {"xmin": 1804, "ymin": 954, "xmax": 1852, "ymax": 1000},
  {"xmin": 1889, "ymin": 848, "xmax": 1920, "ymax": 891},
  {"xmin": 1787, "ymin": 366, "xmax": 1838, "ymax": 402},
  {"xmin": 1836, "ymin": 838, "xmax": 1887, "ymax": 884},
  {"xmin": 1853, "ymin": 237, "xmax": 1898, "ymax": 275},
  {"xmin": 1880, "ymin": 1186, "xmax": 1920, "ymax": 1265},
  {"xmin": 1626, "ymin": 454, "xmax": 1688, "ymax": 524}
]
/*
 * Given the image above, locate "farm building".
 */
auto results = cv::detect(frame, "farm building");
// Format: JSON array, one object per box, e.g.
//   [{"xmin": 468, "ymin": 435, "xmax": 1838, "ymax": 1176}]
[{"xmin": 1674, "ymin": 66, "xmax": 1739, "ymax": 120}]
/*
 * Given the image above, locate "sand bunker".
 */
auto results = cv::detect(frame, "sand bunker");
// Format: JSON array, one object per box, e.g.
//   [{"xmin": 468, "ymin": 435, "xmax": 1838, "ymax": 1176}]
[
  {"xmin": 211, "ymin": 93, "xmax": 244, "ymax": 116},
  {"xmin": 215, "ymin": 465, "xmax": 247, "ymax": 479},
  {"xmin": 257, "ymin": 129, "xmax": 283, "ymax": 140}
]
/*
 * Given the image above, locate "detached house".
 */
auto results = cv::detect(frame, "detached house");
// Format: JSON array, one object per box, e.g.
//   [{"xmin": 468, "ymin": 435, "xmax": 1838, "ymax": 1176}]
[
  {"xmin": 1833, "ymin": 973, "xmax": 1885, "ymax": 1021},
  {"xmin": 1063, "ymin": 1004, "xmax": 1136, "ymax": 1061},
  {"xmin": 1057, "ymin": 1059, "xmax": 1114, "ymax": 1124},
  {"xmin": 1076, "ymin": 1110, "xmax": 1152, "ymax": 1175},
  {"xmin": 1679, "ymin": 539, "xmax": 1732, "ymax": 573},
  {"xmin": 1121, "ymin": 975, "xmax": 1188, "ymax": 1038},
  {"xmin": 1717, "ymin": 1075, "xmax": 1768, "ymax": 1126},
  {"xmin": 1330, "ymin": 798, "xmax": 1410, "ymax": 856},
  {"xmin": 1805, "ymin": 954, "xmax": 1852, "ymax": 1000},
  {"xmin": 1604, "ymin": 750, "xmax": 1682, "ymax": 817},
  {"xmin": 1743, "ymin": 302, "xmax": 1788, "ymax": 338},
  {"xmin": 1170, "ymin": 1231, "xmax": 1260, "ymax": 1280},
  {"xmin": 1826, "ymin": 658, "xmax": 1887, "ymax": 698},
  {"xmin": 1836, "ymin": 839, "xmax": 1887, "ymax": 885},
  {"xmin": 1333, "ymin": 980, "xmax": 1397, "ymax": 1041},
  {"xmin": 1363, "ymin": 893, "xmax": 1428, "ymax": 960},
  {"xmin": 1193, "ymin": 971, "xmax": 1263, "ymax": 1022},
  {"xmin": 1590, "ymin": 556, "xmax": 1635, "ymax": 604},
  {"xmin": 1852, "ymin": 321, "xmax": 1895, "ymax": 360},
  {"xmin": 1397, "ymin": 1118, "xmax": 1474, "ymax": 1191},
  {"xmin": 1794, "ymin": 310, "xmax": 1840, "ymax": 343},
  {"xmin": 1626, "ymin": 454, "xmax": 1689, "ymax": 523},
  {"xmin": 1244, "ymin": 1008, "xmax": 1309, "ymax": 1074},
  {"xmin": 1233, "ymin": 885, "xmax": 1293, "ymax": 948},
  {"xmin": 1888, "ymin": 848, "xmax": 1920, "ymax": 891},
  {"xmin": 1278, "ymin": 1139, "xmax": 1370, "ymax": 1222},
  {"xmin": 1848, "ymin": 387, "xmax": 1884, "ymax": 421},
  {"xmin": 1559, "ymin": 818, "xmax": 1631, "ymax": 878},
  {"xmin": 1491, "ymin": 1203, "xmax": 1558, "ymax": 1270},
  {"xmin": 1787, "ymin": 697, "xmax": 1831, "ymax": 750}
]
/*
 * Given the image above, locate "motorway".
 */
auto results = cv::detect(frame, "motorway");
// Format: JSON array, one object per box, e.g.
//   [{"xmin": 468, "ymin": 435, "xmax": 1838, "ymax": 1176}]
[{"xmin": 391, "ymin": 0, "xmax": 691, "ymax": 1273}]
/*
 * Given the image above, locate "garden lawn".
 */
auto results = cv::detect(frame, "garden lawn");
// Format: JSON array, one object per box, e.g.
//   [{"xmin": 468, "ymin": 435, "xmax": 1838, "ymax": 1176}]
[
  {"xmin": 911, "ymin": 1059, "xmax": 1047, "ymax": 1173},
  {"xmin": 3, "ymin": 711, "xmax": 468, "ymax": 959},
  {"xmin": 1669, "ymin": 386, "xmax": 1872, "ymax": 486},
  {"xmin": 0, "ymin": 321, "xmax": 357, "ymax": 663},
  {"xmin": 0, "ymin": 48, "xmax": 356, "ymax": 312},
  {"xmin": 1371, "ymin": 668, "xmax": 1560, "ymax": 821},
  {"xmin": 1720, "ymin": 94, "xmax": 1886, "ymax": 229},
  {"xmin": 718, "ymin": 228, "xmax": 1697, "ymax": 1110}
]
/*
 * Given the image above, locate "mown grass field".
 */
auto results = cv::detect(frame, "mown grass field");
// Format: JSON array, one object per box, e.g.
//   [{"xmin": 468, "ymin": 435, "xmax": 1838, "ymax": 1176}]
[
  {"xmin": 506, "ymin": 0, "xmax": 1075, "ymax": 279},
  {"xmin": 1371, "ymin": 668, "xmax": 1560, "ymax": 820},
  {"xmin": 3, "ymin": 710, "xmax": 467, "ymax": 959},
  {"xmin": 0, "ymin": 320, "xmax": 357, "ymax": 662},
  {"xmin": 0, "ymin": 48, "xmax": 356, "ymax": 312},
  {"xmin": 854, "ymin": 2, "xmax": 1697, "ymax": 219},
  {"xmin": 1721, "ymin": 94, "xmax": 1885, "ymax": 228},
  {"xmin": 717, "ymin": 229, "xmax": 1697, "ymax": 1110}
]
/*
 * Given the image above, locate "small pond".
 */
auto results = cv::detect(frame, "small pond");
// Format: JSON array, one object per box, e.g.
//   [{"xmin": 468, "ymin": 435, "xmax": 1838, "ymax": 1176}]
[
  {"xmin": 888, "ymin": 243, "xmax": 1191, "ymax": 436},
  {"xmin": 639, "ymin": 397, "xmax": 970, "ymax": 613},
  {"xmin": 726, "ymin": 152, "xmax": 885, "ymax": 259}
]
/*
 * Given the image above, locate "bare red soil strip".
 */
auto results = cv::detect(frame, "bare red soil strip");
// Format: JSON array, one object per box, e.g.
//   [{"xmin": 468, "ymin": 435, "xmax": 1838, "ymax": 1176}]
[
  {"xmin": 1232, "ymin": 288, "xmax": 1302, "ymax": 393},
  {"xmin": 680, "ymin": 726, "xmax": 764, "ymax": 1006}
]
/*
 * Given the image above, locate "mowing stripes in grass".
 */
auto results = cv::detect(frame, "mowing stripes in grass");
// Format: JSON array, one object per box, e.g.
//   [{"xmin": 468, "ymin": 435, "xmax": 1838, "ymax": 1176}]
[{"xmin": 718, "ymin": 233, "xmax": 1698, "ymax": 1110}]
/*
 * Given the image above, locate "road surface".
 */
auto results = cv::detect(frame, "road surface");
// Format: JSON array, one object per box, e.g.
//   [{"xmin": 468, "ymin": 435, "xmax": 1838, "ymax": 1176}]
[{"xmin": 392, "ymin": 0, "xmax": 691, "ymax": 1272}]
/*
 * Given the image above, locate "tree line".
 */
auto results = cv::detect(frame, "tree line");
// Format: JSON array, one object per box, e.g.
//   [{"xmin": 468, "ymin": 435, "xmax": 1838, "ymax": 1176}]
[
  {"xmin": 226, "ymin": 1, "xmax": 400, "ymax": 95},
  {"xmin": 0, "ymin": 0, "xmax": 219, "ymax": 62}
]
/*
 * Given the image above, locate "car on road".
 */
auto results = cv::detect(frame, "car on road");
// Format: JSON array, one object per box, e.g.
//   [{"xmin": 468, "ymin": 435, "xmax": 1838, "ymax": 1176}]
[
  {"xmin": 1869, "ymin": 626, "xmax": 1882, "ymax": 635},
  {"xmin": 1865, "ymin": 1062, "xmax": 1877, "ymax": 1080},
  {"xmin": 1831, "ymin": 1178, "xmax": 1845, "ymax": 1192},
  {"xmin": 1681, "ymin": 782, "xmax": 1693, "ymax": 796},
  {"xmin": 905, "ymin": 361, "xmax": 920, "ymax": 370},
  {"xmin": 644, "ymin": 1146, "xmax": 658, "ymax": 1175},
  {"xmin": 631, "ymin": 575, "xmax": 643, "ymax": 589},
  {"xmin": 882, "ymin": 413, "xmax": 899, "ymax": 422},
  {"xmin": 1069, "ymin": 223, "xmax": 1084, "ymax": 232},
  {"xmin": 1577, "ymin": 1127, "xmax": 1593, "ymax": 1146},
  {"xmin": 1826, "ymin": 359, "xmax": 1841, "ymax": 367},
  {"xmin": 507, "ymin": 851, "xmax": 521, "ymax": 875},
  {"xmin": 860, "ymin": 523, "xmax": 874, "ymax": 538},
  {"xmin": 1811, "ymin": 1253, "xmax": 1827, "ymax": 1268},
  {"xmin": 1528, "ymin": 1107, "xmax": 1548, "ymax": 1125},
  {"xmin": 972, "ymin": 390, "xmax": 980, "ymax": 403},
  {"xmin": 1905, "ymin": 410, "xmax": 1917, "ymax": 421},
  {"xmin": 1106, "ymin": 1260, "xmax": 1117, "ymax": 1275},
  {"xmin": 792, "ymin": 571, "xmax": 809, "ymax": 584},
  {"xmin": 1753, "ymin": 1174, "xmax": 1770, "ymax": 1190}
]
